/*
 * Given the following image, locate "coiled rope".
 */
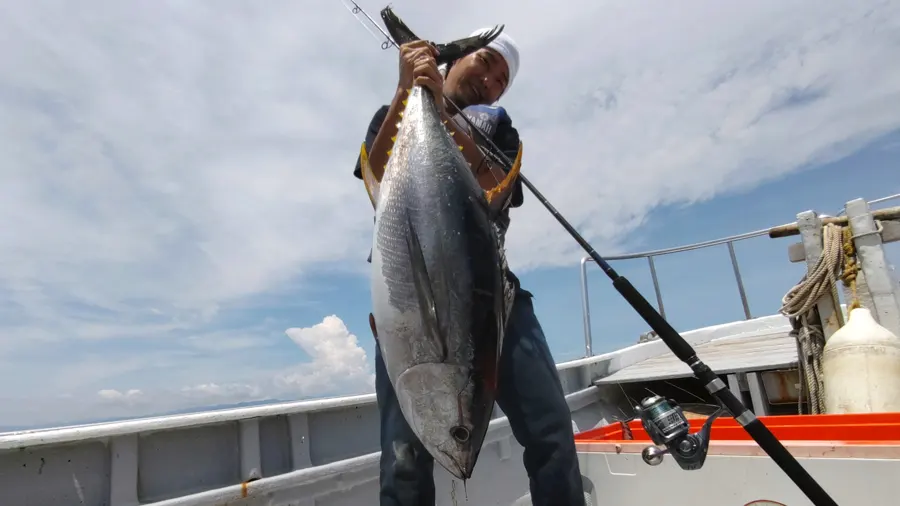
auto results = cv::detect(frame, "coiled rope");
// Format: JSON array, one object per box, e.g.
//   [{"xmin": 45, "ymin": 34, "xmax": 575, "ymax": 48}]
[{"xmin": 779, "ymin": 223, "xmax": 862, "ymax": 414}]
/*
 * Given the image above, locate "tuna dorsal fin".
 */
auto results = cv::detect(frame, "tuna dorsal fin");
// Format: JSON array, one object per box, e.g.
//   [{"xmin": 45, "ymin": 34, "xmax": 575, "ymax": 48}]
[
  {"xmin": 404, "ymin": 212, "xmax": 448, "ymax": 362},
  {"xmin": 359, "ymin": 142, "xmax": 381, "ymax": 208},
  {"xmin": 380, "ymin": 6, "xmax": 505, "ymax": 66},
  {"xmin": 485, "ymin": 141, "xmax": 523, "ymax": 209}
]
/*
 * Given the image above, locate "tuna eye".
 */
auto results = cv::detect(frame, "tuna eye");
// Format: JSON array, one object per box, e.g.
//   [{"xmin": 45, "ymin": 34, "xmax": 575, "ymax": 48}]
[{"xmin": 450, "ymin": 426, "xmax": 470, "ymax": 443}]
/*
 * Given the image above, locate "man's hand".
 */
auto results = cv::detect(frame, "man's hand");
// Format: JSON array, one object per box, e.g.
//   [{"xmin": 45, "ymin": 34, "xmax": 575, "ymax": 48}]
[{"xmin": 398, "ymin": 41, "xmax": 444, "ymax": 112}]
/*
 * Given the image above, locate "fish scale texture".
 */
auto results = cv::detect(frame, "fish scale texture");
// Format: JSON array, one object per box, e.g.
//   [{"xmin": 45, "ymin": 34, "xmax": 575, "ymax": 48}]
[{"xmin": 375, "ymin": 156, "xmax": 417, "ymax": 314}]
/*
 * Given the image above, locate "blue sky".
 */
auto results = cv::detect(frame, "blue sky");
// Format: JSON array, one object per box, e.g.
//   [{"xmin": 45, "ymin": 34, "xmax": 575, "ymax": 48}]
[{"xmin": 1, "ymin": 0, "xmax": 899, "ymax": 429}]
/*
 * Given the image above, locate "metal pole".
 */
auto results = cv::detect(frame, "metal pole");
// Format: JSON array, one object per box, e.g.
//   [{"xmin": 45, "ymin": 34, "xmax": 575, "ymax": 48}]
[
  {"xmin": 647, "ymin": 255, "xmax": 666, "ymax": 319},
  {"xmin": 579, "ymin": 256, "xmax": 593, "ymax": 356},
  {"xmin": 846, "ymin": 198, "xmax": 900, "ymax": 336},
  {"xmin": 727, "ymin": 241, "xmax": 752, "ymax": 320}
]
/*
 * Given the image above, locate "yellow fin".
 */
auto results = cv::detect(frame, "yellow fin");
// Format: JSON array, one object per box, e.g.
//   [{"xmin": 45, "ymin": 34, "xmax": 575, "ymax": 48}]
[
  {"xmin": 360, "ymin": 142, "xmax": 381, "ymax": 208},
  {"xmin": 485, "ymin": 141, "xmax": 523, "ymax": 206}
]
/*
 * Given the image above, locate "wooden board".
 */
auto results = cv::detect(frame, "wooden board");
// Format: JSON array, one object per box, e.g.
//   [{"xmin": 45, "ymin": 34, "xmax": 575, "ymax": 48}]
[{"xmin": 594, "ymin": 330, "xmax": 797, "ymax": 384}]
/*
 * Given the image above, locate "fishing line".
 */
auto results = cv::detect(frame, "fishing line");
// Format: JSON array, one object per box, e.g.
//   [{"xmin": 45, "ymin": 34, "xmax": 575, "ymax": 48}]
[
  {"xmin": 340, "ymin": 2, "xmax": 839, "ymax": 504},
  {"xmin": 664, "ymin": 379, "xmax": 713, "ymax": 404}
]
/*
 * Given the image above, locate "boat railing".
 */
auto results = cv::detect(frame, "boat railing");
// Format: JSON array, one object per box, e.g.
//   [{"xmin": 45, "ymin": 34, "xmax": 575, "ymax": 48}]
[{"xmin": 578, "ymin": 193, "xmax": 900, "ymax": 357}]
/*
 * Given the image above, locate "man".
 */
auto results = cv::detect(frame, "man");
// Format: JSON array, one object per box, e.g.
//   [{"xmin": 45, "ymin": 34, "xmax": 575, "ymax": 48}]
[{"xmin": 353, "ymin": 28, "xmax": 585, "ymax": 506}]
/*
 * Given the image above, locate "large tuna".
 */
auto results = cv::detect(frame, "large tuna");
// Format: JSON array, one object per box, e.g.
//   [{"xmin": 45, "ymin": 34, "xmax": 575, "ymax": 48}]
[{"xmin": 357, "ymin": 7, "xmax": 523, "ymax": 481}]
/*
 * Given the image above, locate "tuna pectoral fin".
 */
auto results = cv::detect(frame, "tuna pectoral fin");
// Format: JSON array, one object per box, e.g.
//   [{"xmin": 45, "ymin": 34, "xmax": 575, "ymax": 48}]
[
  {"xmin": 360, "ymin": 142, "xmax": 381, "ymax": 208},
  {"xmin": 405, "ymin": 213, "xmax": 448, "ymax": 361},
  {"xmin": 485, "ymin": 141, "xmax": 523, "ymax": 207}
]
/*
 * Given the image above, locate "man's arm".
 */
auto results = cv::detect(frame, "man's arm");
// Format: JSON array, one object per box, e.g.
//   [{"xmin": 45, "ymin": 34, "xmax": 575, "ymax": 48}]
[
  {"xmin": 354, "ymin": 105, "xmax": 389, "ymax": 179},
  {"xmin": 440, "ymin": 109, "xmax": 493, "ymax": 183},
  {"xmin": 489, "ymin": 115, "xmax": 524, "ymax": 209},
  {"xmin": 445, "ymin": 108, "xmax": 524, "ymax": 209}
]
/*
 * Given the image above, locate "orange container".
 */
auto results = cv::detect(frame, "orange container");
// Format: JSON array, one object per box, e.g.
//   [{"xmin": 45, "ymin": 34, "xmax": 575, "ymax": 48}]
[{"xmin": 574, "ymin": 412, "xmax": 900, "ymax": 444}]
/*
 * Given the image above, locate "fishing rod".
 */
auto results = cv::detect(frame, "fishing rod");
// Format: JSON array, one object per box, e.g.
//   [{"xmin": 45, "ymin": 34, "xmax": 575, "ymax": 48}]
[{"xmin": 340, "ymin": 1, "xmax": 838, "ymax": 504}]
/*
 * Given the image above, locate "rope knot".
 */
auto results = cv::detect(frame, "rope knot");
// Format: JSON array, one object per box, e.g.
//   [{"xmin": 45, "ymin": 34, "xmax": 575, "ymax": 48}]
[{"xmin": 840, "ymin": 225, "xmax": 861, "ymax": 310}]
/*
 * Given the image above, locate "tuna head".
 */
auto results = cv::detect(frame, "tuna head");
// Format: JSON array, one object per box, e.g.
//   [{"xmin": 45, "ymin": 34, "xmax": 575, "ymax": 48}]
[{"xmin": 394, "ymin": 361, "xmax": 495, "ymax": 480}]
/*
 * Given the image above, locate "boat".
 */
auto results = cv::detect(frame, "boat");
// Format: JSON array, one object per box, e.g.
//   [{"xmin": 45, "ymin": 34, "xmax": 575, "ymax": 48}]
[{"xmin": 2, "ymin": 195, "xmax": 899, "ymax": 506}]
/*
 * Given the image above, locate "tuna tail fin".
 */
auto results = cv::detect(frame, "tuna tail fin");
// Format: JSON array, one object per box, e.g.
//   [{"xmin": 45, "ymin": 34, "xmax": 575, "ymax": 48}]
[
  {"xmin": 485, "ymin": 141, "xmax": 523, "ymax": 209},
  {"xmin": 405, "ymin": 212, "xmax": 449, "ymax": 362},
  {"xmin": 360, "ymin": 142, "xmax": 381, "ymax": 208},
  {"xmin": 433, "ymin": 25, "xmax": 504, "ymax": 66},
  {"xmin": 380, "ymin": 6, "xmax": 504, "ymax": 66},
  {"xmin": 380, "ymin": 7, "xmax": 422, "ymax": 46}
]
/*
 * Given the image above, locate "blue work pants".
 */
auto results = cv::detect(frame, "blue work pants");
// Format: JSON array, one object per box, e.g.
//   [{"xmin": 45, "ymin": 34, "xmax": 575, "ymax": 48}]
[{"xmin": 374, "ymin": 290, "xmax": 586, "ymax": 506}]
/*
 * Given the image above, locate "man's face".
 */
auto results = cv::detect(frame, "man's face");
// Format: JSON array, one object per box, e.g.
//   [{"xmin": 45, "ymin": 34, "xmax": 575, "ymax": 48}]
[{"xmin": 443, "ymin": 48, "xmax": 510, "ymax": 110}]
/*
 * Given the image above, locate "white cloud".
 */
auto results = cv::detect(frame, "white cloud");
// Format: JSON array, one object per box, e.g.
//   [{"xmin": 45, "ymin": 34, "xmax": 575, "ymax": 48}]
[
  {"xmin": 97, "ymin": 388, "xmax": 144, "ymax": 402},
  {"xmin": 0, "ymin": 315, "xmax": 374, "ymax": 428},
  {"xmin": 280, "ymin": 315, "xmax": 376, "ymax": 393},
  {"xmin": 1, "ymin": 0, "xmax": 898, "ymax": 427}
]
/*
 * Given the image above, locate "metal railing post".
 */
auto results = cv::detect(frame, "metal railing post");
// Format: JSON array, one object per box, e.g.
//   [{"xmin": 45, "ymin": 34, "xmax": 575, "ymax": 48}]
[
  {"xmin": 647, "ymin": 255, "xmax": 665, "ymax": 319},
  {"xmin": 846, "ymin": 198, "xmax": 900, "ymax": 336},
  {"xmin": 727, "ymin": 240, "xmax": 752, "ymax": 320},
  {"xmin": 575, "ymin": 194, "xmax": 897, "ymax": 357},
  {"xmin": 579, "ymin": 256, "xmax": 593, "ymax": 357}
]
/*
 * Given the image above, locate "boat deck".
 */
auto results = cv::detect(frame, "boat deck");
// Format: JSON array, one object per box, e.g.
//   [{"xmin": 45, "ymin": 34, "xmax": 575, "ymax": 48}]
[{"xmin": 594, "ymin": 329, "xmax": 798, "ymax": 384}]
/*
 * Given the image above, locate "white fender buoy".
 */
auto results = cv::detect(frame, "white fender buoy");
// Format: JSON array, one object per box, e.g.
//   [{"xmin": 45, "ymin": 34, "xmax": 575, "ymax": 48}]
[{"xmin": 823, "ymin": 307, "xmax": 900, "ymax": 414}]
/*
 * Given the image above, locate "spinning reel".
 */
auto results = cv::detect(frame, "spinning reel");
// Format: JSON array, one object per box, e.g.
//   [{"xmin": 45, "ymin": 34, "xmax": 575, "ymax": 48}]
[{"xmin": 637, "ymin": 395, "xmax": 724, "ymax": 471}]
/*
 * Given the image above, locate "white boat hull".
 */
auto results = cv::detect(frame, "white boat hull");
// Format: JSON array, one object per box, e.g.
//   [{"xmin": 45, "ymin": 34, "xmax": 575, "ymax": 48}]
[{"xmin": 576, "ymin": 441, "xmax": 900, "ymax": 505}]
